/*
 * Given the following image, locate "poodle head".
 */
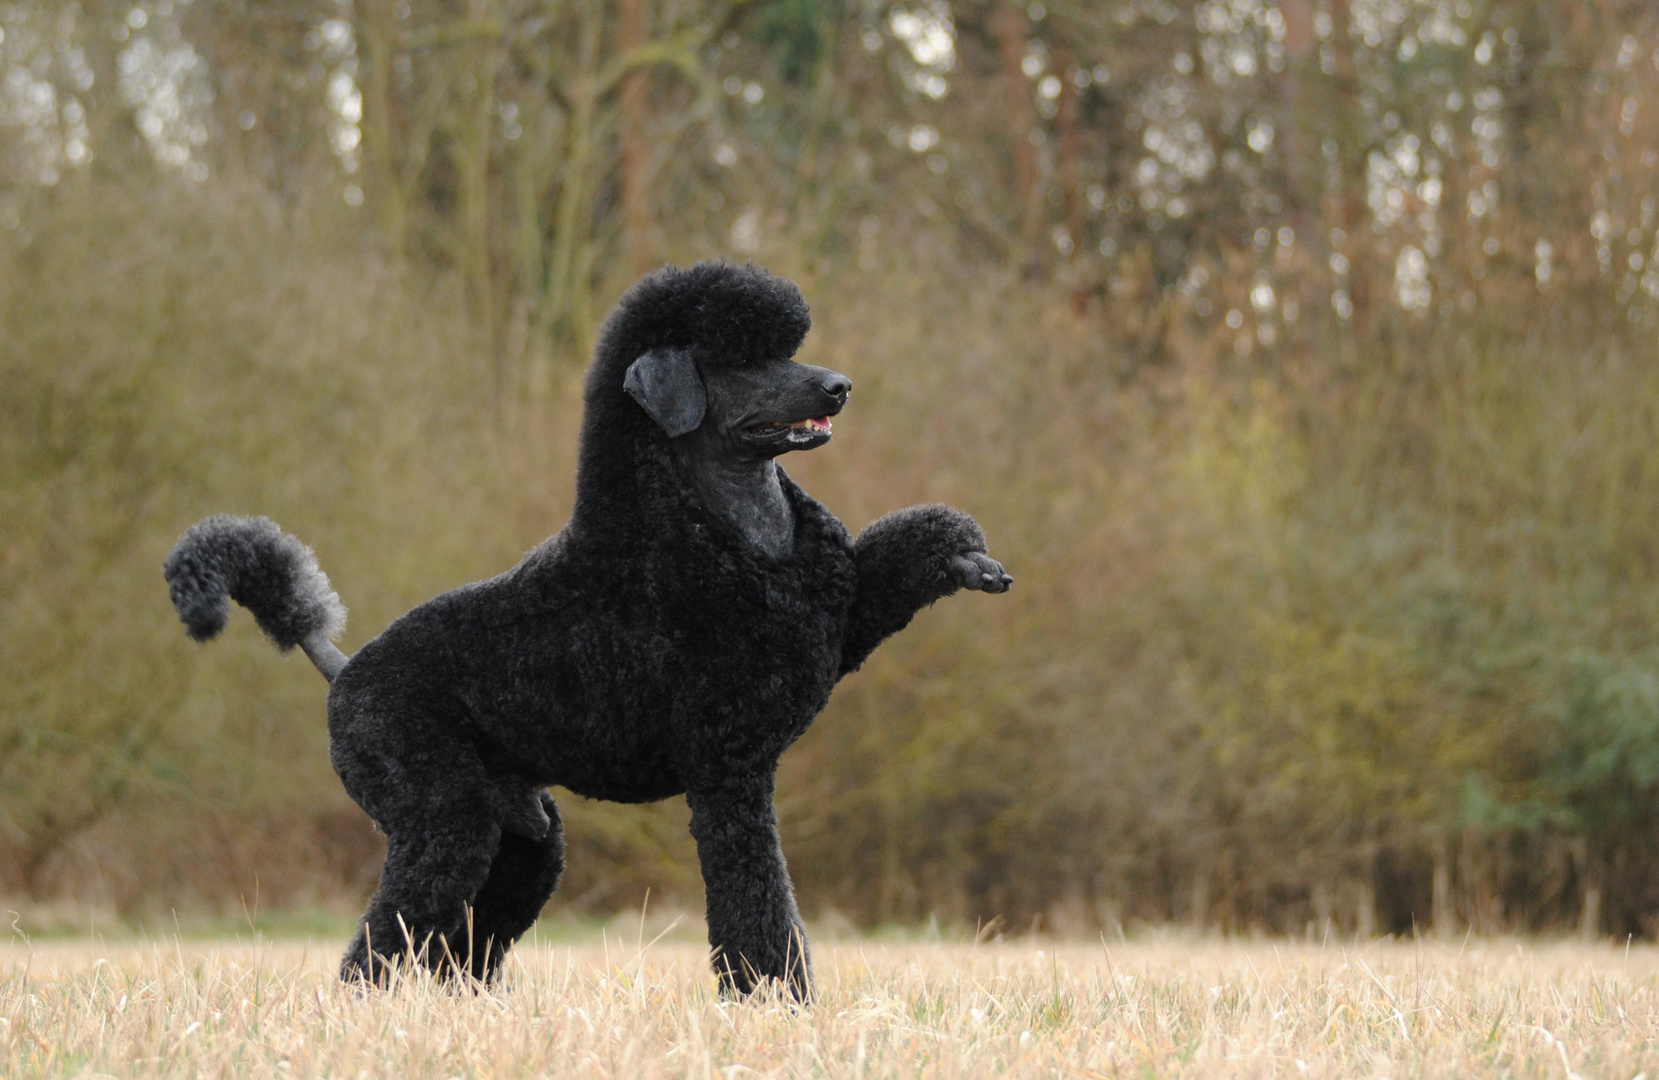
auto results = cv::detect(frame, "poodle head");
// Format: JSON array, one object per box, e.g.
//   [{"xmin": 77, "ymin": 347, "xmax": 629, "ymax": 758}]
[{"xmin": 579, "ymin": 262, "xmax": 846, "ymax": 501}]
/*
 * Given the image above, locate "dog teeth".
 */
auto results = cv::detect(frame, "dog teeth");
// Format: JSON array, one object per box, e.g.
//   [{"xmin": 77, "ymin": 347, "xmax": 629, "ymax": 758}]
[
  {"xmin": 758, "ymin": 418, "xmax": 832, "ymax": 437},
  {"xmin": 784, "ymin": 419, "xmax": 831, "ymax": 442}
]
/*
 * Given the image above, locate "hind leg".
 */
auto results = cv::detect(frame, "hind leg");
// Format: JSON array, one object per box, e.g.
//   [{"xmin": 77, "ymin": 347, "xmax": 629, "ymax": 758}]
[
  {"xmin": 340, "ymin": 790, "xmax": 503, "ymax": 984},
  {"xmin": 458, "ymin": 791, "xmax": 565, "ymax": 982},
  {"xmin": 329, "ymin": 675, "xmax": 525, "ymax": 984}
]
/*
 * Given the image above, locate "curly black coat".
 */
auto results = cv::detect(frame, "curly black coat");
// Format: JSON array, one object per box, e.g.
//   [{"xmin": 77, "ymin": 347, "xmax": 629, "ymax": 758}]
[{"xmin": 164, "ymin": 262, "xmax": 1007, "ymax": 998}]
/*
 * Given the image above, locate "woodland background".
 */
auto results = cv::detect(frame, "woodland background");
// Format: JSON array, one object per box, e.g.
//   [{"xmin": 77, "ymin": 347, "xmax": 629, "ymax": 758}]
[{"xmin": 5, "ymin": 0, "xmax": 1659, "ymax": 938}]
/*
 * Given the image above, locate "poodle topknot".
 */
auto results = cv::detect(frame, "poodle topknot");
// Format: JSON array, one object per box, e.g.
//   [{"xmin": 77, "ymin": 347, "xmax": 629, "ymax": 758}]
[
  {"xmin": 165, "ymin": 260, "xmax": 1010, "ymax": 1000},
  {"xmin": 597, "ymin": 261, "xmax": 813, "ymax": 369}
]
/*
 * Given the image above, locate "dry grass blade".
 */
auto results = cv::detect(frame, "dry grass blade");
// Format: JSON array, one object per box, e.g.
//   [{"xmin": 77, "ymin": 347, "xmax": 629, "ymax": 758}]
[{"xmin": 1, "ymin": 938, "xmax": 1656, "ymax": 1078}]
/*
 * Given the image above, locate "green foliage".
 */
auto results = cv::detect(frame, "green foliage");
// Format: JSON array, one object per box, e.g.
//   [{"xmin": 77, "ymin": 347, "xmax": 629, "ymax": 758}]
[{"xmin": 754, "ymin": 0, "xmax": 840, "ymax": 84}]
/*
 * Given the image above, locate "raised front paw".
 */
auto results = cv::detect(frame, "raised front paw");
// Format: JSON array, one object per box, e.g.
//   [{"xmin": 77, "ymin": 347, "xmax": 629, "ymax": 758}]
[{"xmin": 948, "ymin": 551, "xmax": 1013, "ymax": 593}]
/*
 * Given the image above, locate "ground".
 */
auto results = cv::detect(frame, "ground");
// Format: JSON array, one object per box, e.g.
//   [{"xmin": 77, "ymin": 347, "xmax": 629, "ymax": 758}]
[{"xmin": 1, "ymin": 927, "xmax": 1655, "ymax": 1078}]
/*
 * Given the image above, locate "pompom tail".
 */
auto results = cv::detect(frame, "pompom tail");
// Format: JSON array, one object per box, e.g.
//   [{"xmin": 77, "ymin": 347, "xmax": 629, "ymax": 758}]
[{"xmin": 163, "ymin": 515, "xmax": 346, "ymax": 652}]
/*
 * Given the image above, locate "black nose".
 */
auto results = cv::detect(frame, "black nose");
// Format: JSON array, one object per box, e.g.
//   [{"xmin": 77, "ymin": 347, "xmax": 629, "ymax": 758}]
[{"xmin": 820, "ymin": 372, "xmax": 852, "ymax": 405}]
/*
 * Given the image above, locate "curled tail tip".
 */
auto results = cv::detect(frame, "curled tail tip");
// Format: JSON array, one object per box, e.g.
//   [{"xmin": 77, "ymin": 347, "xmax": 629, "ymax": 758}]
[
  {"xmin": 172, "ymin": 584, "xmax": 231, "ymax": 643},
  {"xmin": 164, "ymin": 522, "xmax": 232, "ymax": 642},
  {"xmin": 163, "ymin": 514, "xmax": 346, "ymax": 651}
]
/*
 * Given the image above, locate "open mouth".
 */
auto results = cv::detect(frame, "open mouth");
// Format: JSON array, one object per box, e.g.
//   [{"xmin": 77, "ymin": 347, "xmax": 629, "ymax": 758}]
[{"xmin": 743, "ymin": 416, "xmax": 833, "ymax": 445}]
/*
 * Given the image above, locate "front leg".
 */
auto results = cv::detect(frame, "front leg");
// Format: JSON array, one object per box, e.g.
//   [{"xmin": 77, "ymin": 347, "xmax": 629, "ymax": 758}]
[
  {"xmin": 686, "ymin": 775, "xmax": 812, "ymax": 1000},
  {"xmin": 840, "ymin": 504, "xmax": 1012, "ymax": 676}
]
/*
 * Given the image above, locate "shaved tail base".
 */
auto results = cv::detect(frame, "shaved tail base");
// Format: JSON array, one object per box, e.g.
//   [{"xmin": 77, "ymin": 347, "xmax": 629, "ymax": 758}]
[{"xmin": 301, "ymin": 632, "xmax": 350, "ymax": 682}]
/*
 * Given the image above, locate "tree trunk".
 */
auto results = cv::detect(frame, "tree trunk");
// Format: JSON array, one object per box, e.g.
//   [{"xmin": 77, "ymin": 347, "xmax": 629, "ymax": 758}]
[
  {"xmin": 455, "ymin": 1, "xmax": 500, "ymax": 352},
  {"xmin": 356, "ymin": 0, "xmax": 409, "ymax": 254},
  {"xmin": 1278, "ymin": 0, "xmax": 1318, "ymax": 249},
  {"xmin": 618, "ymin": 0, "xmax": 652, "ymax": 277},
  {"xmin": 990, "ymin": 1, "xmax": 1042, "ymax": 270},
  {"xmin": 1189, "ymin": 865, "xmax": 1211, "ymax": 932},
  {"xmin": 1353, "ymin": 880, "xmax": 1377, "ymax": 939},
  {"xmin": 1053, "ymin": 41, "xmax": 1088, "ymax": 310},
  {"xmin": 1326, "ymin": 0, "xmax": 1373, "ymax": 331},
  {"xmin": 537, "ymin": 6, "xmax": 605, "ymax": 378},
  {"xmin": 1431, "ymin": 836, "xmax": 1454, "ymax": 938},
  {"xmin": 1574, "ymin": 838, "xmax": 1601, "ymax": 942}
]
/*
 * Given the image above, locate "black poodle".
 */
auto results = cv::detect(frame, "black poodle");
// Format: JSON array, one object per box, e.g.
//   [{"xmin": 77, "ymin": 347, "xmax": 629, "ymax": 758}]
[{"xmin": 163, "ymin": 261, "xmax": 1010, "ymax": 998}]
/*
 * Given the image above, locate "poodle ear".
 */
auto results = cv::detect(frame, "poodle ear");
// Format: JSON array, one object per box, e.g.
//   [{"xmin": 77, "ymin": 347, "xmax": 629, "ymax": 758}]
[{"xmin": 624, "ymin": 348, "xmax": 707, "ymax": 437}]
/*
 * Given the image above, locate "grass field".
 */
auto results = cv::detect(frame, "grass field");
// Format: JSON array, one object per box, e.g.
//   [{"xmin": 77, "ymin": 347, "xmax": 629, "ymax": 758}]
[{"xmin": 2, "ymin": 930, "xmax": 1655, "ymax": 1078}]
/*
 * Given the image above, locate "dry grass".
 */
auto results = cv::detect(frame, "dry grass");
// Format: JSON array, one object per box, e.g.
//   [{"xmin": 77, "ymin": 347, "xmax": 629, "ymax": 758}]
[{"xmin": 2, "ymin": 933, "xmax": 1656, "ymax": 1078}]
